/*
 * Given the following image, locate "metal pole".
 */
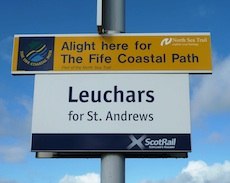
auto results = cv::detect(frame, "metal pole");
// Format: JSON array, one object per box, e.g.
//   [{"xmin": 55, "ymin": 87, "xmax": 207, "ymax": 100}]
[
  {"xmin": 101, "ymin": 154, "xmax": 125, "ymax": 183},
  {"xmin": 98, "ymin": 0, "xmax": 125, "ymax": 34},
  {"xmin": 98, "ymin": 0, "xmax": 125, "ymax": 183},
  {"xmin": 103, "ymin": 0, "xmax": 125, "ymax": 33}
]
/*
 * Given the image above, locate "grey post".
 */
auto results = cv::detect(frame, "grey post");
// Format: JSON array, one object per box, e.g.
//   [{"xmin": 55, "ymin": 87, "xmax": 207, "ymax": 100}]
[
  {"xmin": 101, "ymin": 154, "xmax": 125, "ymax": 183},
  {"xmin": 97, "ymin": 0, "xmax": 125, "ymax": 34},
  {"xmin": 97, "ymin": 0, "xmax": 125, "ymax": 183}
]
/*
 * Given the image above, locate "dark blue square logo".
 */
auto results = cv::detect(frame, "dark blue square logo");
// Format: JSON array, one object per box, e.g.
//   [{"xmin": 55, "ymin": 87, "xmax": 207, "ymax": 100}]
[{"xmin": 17, "ymin": 37, "xmax": 54, "ymax": 71}]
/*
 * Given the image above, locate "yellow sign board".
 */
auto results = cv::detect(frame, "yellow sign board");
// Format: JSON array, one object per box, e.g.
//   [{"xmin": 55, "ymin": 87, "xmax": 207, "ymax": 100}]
[{"xmin": 12, "ymin": 33, "xmax": 212, "ymax": 74}]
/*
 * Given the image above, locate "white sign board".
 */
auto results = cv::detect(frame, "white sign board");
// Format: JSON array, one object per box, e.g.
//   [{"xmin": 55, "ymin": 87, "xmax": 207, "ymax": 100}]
[{"xmin": 32, "ymin": 74, "xmax": 191, "ymax": 153}]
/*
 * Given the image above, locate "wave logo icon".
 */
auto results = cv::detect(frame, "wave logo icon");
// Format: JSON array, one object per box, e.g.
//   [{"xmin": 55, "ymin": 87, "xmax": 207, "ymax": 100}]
[
  {"xmin": 20, "ymin": 40, "xmax": 53, "ymax": 67},
  {"xmin": 160, "ymin": 38, "xmax": 173, "ymax": 46},
  {"xmin": 26, "ymin": 42, "xmax": 49, "ymax": 62}
]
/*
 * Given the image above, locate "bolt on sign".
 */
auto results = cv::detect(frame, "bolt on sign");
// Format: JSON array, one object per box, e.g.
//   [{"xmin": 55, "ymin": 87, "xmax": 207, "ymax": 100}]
[{"xmin": 12, "ymin": 33, "xmax": 212, "ymax": 74}]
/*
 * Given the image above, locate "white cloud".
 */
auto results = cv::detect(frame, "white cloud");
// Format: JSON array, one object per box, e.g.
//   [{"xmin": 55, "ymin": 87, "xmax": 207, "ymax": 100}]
[
  {"xmin": 59, "ymin": 173, "xmax": 100, "ymax": 183},
  {"xmin": 190, "ymin": 55, "xmax": 230, "ymax": 121},
  {"xmin": 0, "ymin": 96, "xmax": 32, "ymax": 163},
  {"xmin": 141, "ymin": 160, "xmax": 230, "ymax": 183},
  {"xmin": 0, "ymin": 36, "xmax": 33, "ymax": 163},
  {"xmin": 0, "ymin": 96, "xmax": 32, "ymax": 138},
  {"xmin": 16, "ymin": 96, "xmax": 33, "ymax": 114},
  {"xmin": 0, "ymin": 145, "xmax": 26, "ymax": 163}
]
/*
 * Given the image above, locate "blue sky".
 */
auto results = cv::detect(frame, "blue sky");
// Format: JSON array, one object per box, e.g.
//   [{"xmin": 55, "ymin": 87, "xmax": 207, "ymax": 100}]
[{"xmin": 1, "ymin": 0, "xmax": 230, "ymax": 183}]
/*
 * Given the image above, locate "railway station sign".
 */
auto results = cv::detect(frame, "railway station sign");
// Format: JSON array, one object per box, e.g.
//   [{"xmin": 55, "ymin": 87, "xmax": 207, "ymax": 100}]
[
  {"xmin": 12, "ymin": 33, "xmax": 212, "ymax": 74},
  {"xmin": 31, "ymin": 74, "xmax": 191, "ymax": 156}
]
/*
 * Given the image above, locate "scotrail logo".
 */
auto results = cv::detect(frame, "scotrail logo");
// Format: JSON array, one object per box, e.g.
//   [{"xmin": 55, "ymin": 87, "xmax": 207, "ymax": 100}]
[
  {"xmin": 160, "ymin": 38, "xmax": 173, "ymax": 46},
  {"xmin": 127, "ymin": 135, "xmax": 176, "ymax": 150}
]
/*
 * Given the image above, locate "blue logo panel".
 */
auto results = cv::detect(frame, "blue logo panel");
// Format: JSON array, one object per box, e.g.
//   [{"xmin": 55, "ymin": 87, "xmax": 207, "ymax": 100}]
[
  {"xmin": 32, "ymin": 133, "xmax": 191, "ymax": 152},
  {"xmin": 17, "ymin": 37, "xmax": 54, "ymax": 71}
]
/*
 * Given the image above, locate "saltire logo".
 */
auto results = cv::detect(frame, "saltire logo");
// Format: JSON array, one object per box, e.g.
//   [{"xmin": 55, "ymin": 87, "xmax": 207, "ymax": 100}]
[
  {"xmin": 17, "ymin": 37, "xmax": 54, "ymax": 71},
  {"xmin": 127, "ymin": 135, "xmax": 146, "ymax": 150}
]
